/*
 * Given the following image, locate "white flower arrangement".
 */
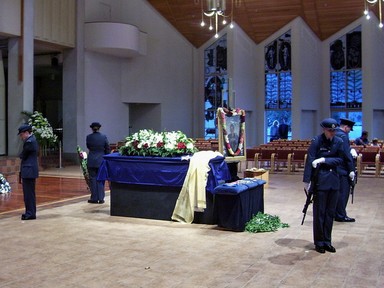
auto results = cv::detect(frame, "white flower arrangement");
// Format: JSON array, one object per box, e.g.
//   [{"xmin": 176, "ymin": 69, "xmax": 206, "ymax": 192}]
[
  {"xmin": 22, "ymin": 111, "xmax": 58, "ymax": 148},
  {"xmin": 119, "ymin": 129, "xmax": 198, "ymax": 157},
  {"xmin": 0, "ymin": 173, "xmax": 11, "ymax": 194}
]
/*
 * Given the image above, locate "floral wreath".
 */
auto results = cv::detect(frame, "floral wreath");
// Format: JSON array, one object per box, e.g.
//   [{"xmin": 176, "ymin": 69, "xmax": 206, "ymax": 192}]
[
  {"xmin": 217, "ymin": 107, "xmax": 246, "ymax": 156},
  {"xmin": 76, "ymin": 145, "xmax": 91, "ymax": 192}
]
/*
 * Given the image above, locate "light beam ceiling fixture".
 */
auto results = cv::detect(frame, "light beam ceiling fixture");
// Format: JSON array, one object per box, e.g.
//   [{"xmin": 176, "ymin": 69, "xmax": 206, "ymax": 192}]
[
  {"xmin": 200, "ymin": 0, "xmax": 234, "ymax": 38},
  {"xmin": 364, "ymin": 0, "xmax": 383, "ymax": 28}
]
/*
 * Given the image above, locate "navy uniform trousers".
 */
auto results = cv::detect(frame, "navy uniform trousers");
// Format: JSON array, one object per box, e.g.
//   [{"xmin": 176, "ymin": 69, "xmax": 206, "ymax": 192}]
[
  {"xmin": 88, "ymin": 167, "xmax": 105, "ymax": 201},
  {"xmin": 22, "ymin": 178, "xmax": 37, "ymax": 217},
  {"xmin": 335, "ymin": 175, "xmax": 350, "ymax": 219},
  {"xmin": 335, "ymin": 128, "xmax": 354, "ymax": 219},
  {"xmin": 313, "ymin": 181, "xmax": 339, "ymax": 246}
]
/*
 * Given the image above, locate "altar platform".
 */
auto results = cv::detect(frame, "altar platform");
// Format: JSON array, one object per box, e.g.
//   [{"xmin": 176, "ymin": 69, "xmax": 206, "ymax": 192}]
[{"xmin": 98, "ymin": 153, "xmax": 231, "ymax": 223}]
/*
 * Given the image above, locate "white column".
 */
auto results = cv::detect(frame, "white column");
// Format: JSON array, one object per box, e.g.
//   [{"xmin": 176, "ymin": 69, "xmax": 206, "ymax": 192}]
[
  {"xmin": 7, "ymin": 0, "xmax": 35, "ymax": 156},
  {"xmin": 0, "ymin": 50, "xmax": 5, "ymax": 155},
  {"xmin": 22, "ymin": 0, "xmax": 34, "ymax": 111}
]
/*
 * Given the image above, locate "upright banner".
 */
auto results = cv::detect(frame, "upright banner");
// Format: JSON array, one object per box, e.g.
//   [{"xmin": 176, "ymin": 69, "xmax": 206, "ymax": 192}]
[{"xmin": 0, "ymin": 50, "xmax": 6, "ymax": 155}]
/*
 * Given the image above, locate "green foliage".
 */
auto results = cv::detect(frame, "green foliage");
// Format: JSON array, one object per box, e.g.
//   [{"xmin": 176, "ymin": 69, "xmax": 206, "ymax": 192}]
[
  {"xmin": 76, "ymin": 145, "xmax": 91, "ymax": 191},
  {"xmin": 245, "ymin": 212, "xmax": 289, "ymax": 233}
]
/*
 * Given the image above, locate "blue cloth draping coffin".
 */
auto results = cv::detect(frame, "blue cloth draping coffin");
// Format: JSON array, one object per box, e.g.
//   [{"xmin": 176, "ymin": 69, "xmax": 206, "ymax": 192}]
[
  {"xmin": 97, "ymin": 152, "xmax": 231, "ymax": 222},
  {"xmin": 98, "ymin": 153, "xmax": 231, "ymax": 192}
]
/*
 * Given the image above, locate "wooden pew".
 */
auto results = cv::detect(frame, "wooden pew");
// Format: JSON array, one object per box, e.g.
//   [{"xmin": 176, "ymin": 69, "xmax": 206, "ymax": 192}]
[
  {"xmin": 290, "ymin": 149, "xmax": 308, "ymax": 172},
  {"xmin": 356, "ymin": 148, "xmax": 381, "ymax": 177},
  {"xmin": 254, "ymin": 148, "xmax": 277, "ymax": 173},
  {"xmin": 274, "ymin": 148, "xmax": 293, "ymax": 173}
]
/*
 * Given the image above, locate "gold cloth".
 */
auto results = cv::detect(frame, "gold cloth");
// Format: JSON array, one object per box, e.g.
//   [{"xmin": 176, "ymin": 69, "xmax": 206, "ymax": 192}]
[{"xmin": 171, "ymin": 151, "xmax": 223, "ymax": 224}]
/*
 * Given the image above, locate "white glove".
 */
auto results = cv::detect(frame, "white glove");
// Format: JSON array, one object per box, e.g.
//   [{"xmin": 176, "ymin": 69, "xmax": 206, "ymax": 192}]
[
  {"xmin": 304, "ymin": 182, "xmax": 311, "ymax": 191},
  {"xmin": 312, "ymin": 157, "xmax": 325, "ymax": 168},
  {"xmin": 350, "ymin": 148, "xmax": 358, "ymax": 159},
  {"xmin": 349, "ymin": 171, "xmax": 355, "ymax": 182}
]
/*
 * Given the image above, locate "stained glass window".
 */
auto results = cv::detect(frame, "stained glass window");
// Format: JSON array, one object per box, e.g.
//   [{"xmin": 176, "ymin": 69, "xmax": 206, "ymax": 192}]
[
  {"xmin": 330, "ymin": 27, "xmax": 362, "ymax": 109},
  {"xmin": 204, "ymin": 36, "xmax": 228, "ymax": 139},
  {"xmin": 265, "ymin": 31, "xmax": 292, "ymax": 141},
  {"xmin": 330, "ymin": 26, "xmax": 362, "ymax": 139}
]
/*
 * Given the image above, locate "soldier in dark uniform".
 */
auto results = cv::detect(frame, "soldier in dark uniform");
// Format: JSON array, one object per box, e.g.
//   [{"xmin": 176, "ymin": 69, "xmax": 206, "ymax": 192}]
[
  {"xmin": 335, "ymin": 118, "xmax": 356, "ymax": 222},
  {"xmin": 303, "ymin": 118, "xmax": 349, "ymax": 253},
  {"xmin": 18, "ymin": 124, "xmax": 39, "ymax": 220},
  {"xmin": 86, "ymin": 122, "xmax": 110, "ymax": 204}
]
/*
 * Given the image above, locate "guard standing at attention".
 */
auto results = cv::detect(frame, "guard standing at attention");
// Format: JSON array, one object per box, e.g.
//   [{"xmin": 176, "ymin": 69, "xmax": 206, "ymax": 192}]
[
  {"xmin": 86, "ymin": 122, "xmax": 110, "ymax": 204},
  {"xmin": 303, "ymin": 118, "xmax": 347, "ymax": 254},
  {"xmin": 335, "ymin": 118, "xmax": 356, "ymax": 222},
  {"xmin": 18, "ymin": 124, "xmax": 39, "ymax": 220}
]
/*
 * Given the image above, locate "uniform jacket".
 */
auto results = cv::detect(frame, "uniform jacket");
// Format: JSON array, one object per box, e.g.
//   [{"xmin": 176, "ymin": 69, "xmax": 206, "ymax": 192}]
[
  {"xmin": 86, "ymin": 131, "xmax": 111, "ymax": 168},
  {"xmin": 19, "ymin": 134, "xmax": 39, "ymax": 179},
  {"xmin": 303, "ymin": 134, "xmax": 345, "ymax": 191},
  {"xmin": 335, "ymin": 128, "xmax": 355, "ymax": 176}
]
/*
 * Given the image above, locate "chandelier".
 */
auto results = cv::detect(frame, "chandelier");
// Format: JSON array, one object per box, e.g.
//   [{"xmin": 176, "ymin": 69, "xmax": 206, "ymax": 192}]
[
  {"xmin": 200, "ymin": 0, "xmax": 234, "ymax": 38},
  {"xmin": 364, "ymin": 0, "xmax": 383, "ymax": 28}
]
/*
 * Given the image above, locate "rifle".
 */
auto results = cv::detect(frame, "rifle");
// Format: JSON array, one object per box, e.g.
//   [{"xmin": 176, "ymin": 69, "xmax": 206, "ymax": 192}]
[
  {"xmin": 301, "ymin": 187, "xmax": 312, "ymax": 225},
  {"xmin": 350, "ymin": 168, "xmax": 358, "ymax": 204},
  {"xmin": 301, "ymin": 166, "xmax": 320, "ymax": 225}
]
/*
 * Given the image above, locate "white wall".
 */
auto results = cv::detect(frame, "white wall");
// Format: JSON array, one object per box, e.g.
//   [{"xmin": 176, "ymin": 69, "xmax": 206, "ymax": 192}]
[
  {"xmin": 230, "ymin": 26, "xmax": 258, "ymax": 147},
  {"xmin": 0, "ymin": 0, "xmax": 20, "ymax": 36},
  {"xmin": 292, "ymin": 18, "xmax": 323, "ymax": 139},
  {"xmin": 362, "ymin": 15, "xmax": 384, "ymax": 140},
  {"xmin": 119, "ymin": 0, "xmax": 195, "ymax": 135},
  {"xmin": 82, "ymin": 0, "xmax": 196, "ymax": 139},
  {"xmin": 84, "ymin": 52, "xmax": 128, "ymax": 143}
]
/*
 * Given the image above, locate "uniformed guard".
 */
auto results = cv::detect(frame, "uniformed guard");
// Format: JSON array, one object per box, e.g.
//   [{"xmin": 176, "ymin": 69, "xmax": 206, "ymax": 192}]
[
  {"xmin": 18, "ymin": 123, "xmax": 39, "ymax": 220},
  {"xmin": 303, "ymin": 118, "xmax": 348, "ymax": 253},
  {"xmin": 335, "ymin": 118, "xmax": 356, "ymax": 222},
  {"xmin": 86, "ymin": 122, "xmax": 111, "ymax": 204}
]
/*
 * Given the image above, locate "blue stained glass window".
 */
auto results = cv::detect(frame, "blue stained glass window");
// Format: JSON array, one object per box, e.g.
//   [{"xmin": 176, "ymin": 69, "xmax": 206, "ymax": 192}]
[
  {"xmin": 264, "ymin": 31, "xmax": 292, "ymax": 141},
  {"xmin": 279, "ymin": 72, "xmax": 292, "ymax": 108},
  {"xmin": 330, "ymin": 71, "xmax": 346, "ymax": 107},
  {"xmin": 204, "ymin": 36, "xmax": 228, "ymax": 139},
  {"xmin": 346, "ymin": 70, "xmax": 362, "ymax": 108},
  {"xmin": 265, "ymin": 74, "xmax": 278, "ymax": 109},
  {"xmin": 330, "ymin": 26, "xmax": 362, "ymax": 110},
  {"xmin": 264, "ymin": 33, "xmax": 292, "ymax": 110},
  {"xmin": 330, "ymin": 27, "xmax": 362, "ymax": 142}
]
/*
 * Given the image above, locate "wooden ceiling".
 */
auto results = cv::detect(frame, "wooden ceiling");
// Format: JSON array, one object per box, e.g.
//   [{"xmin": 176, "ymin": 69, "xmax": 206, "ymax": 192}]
[{"xmin": 147, "ymin": 0, "xmax": 372, "ymax": 47}]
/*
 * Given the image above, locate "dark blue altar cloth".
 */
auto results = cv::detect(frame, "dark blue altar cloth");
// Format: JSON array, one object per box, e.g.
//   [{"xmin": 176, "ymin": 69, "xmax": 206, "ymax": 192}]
[{"xmin": 98, "ymin": 153, "xmax": 230, "ymax": 192}]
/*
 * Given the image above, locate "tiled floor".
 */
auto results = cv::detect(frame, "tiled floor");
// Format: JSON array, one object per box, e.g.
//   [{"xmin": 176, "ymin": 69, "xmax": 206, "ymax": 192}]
[{"xmin": 0, "ymin": 167, "xmax": 383, "ymax": 288}]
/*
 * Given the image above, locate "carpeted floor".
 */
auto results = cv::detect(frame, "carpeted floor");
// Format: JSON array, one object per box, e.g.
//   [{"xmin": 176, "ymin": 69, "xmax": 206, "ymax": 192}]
[{"xmin": 0, "ymin": 168, "xmax": 383, "ymax": 287}]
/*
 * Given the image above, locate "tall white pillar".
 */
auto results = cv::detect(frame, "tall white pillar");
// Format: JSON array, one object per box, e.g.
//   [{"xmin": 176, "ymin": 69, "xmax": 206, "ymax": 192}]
[
  {"xmin": 0, "ymin": 50, "xmax": 5, "ymax": 155},
  {"xmin": 7, "ymin": 0, "xmax": 35, "ymax": 156}
]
